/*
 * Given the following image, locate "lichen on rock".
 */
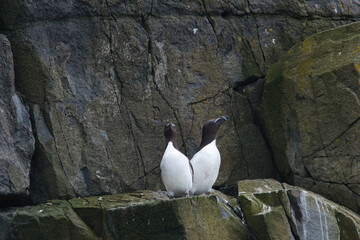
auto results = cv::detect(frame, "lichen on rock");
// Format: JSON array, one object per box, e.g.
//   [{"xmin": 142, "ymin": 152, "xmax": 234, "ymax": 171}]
[
  {"xmin": 0, "ymin": 200, "xmax": 97, "ymax": 240},
  {"xmin": 2, "ymin": 180, "xmax": 360, "ymax": 239},
  {"xmin": 69, "ymin": 191, "xmax": 253, "ymax": 239},
  {"xmin": 261, "ymin": 21, "xmax": 360, "ymax": 213},
  {"xmin": 238, "ymin": 179, "xmax": 360, "ymax": 240}
]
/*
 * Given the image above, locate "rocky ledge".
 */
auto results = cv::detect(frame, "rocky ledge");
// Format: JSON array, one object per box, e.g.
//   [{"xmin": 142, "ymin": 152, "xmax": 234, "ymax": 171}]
[{"xmin": 1, "ymin": 179, "xmax": 359, "ymax": 240}]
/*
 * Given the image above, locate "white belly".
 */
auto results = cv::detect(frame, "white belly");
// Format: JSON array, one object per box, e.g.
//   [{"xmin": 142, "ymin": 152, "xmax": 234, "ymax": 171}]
[
  {"xmin": 190, "ymin": 140, "xmax": 221, "ymax": 195},
  {"xmin": 160, "ymin": 142, "xmax": 193, "ymax": 197}
]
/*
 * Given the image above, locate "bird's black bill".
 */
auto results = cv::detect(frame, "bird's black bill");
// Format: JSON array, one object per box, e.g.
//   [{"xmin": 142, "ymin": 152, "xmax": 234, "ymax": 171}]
[{"xmin": 215, "ymin": 115, "xmax": 228, "ymax": 124}]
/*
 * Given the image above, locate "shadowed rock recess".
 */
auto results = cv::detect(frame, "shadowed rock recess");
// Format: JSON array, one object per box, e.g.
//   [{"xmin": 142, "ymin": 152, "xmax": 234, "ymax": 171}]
[
  {"xmin": 1, "ymin": 180, "xmax": 359, "ymax": 239},
  {"xmin": 1, "ymin": 0, "xmax": 360, "ymax": 205},
  {"xmin": 0, "ymin": 34, "xmax": 35, "ymax": 206}
]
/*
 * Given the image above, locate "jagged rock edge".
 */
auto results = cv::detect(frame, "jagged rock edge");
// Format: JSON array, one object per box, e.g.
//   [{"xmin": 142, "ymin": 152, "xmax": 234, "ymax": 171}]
[{"xmin": 67, "ymin": 199, "xmax": 100, "ymax": 237}]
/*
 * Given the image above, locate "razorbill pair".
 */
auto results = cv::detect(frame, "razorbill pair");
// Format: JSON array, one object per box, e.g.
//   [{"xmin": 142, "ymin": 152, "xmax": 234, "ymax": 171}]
[{"xmin": 160, "ymin": 116, "xmax": 228, "ymax": 198}]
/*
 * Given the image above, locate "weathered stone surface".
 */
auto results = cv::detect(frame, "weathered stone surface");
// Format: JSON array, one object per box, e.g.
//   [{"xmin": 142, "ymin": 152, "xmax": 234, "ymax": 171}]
[
  {"xmin": 104, "ymin": 195, "xmax": 250, "ymax": 239},
  {"xmin": 70, "ymin": 191, "xmax": 253, "ymax": 239},
  {"xmin": 2, "ymin": 181, "xmax": 360, "ymax": 240},
  {"xmin": 284, "ymin": 183, "xmax": 360, "ymax": 240},
  {"xmin": 238, "ymin": 179, "xmax": 360, "ymax": 240},
  {"xmin": 238, "ymin": 179, "xmax": 294, "ymax": 240},
  {"xmin": 261, "ymin": 21, "xmax": 360, "ymax": 213},
  {"xmin": 2, "ymin": 6, "xmax": 279, "ymax": 202},
  {"xmin": 0, "ymin": 34, "xmax": 35, "ymax": 205},
  {"xmin": 247, "ymin": 0, "xmax": 360, "ymax": 17},
  {"xmin": 1, "ymin": 0, "xmax": 360, "ymax": 205},
  {"xmin": 225, "ymin": 92, "xmax": 275, "ymax": 184},
  {"xmin": 205, "ymin": 0, "xmax": 360, "ymax": 17},
  {"xmin": 0, "ymin": 200, "xmax": 97, "ymax": 240}
]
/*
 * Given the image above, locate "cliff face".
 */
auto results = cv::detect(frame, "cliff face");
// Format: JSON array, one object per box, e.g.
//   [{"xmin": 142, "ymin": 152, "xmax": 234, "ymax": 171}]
[
  {"xmin": 262, "ymin": 21, "xmax": 360, "ymax": 213},
  {"xmin": 0, "ymin": 34, "xmax": 35, "ymax": 205},
  {"xmin": 0, "ymin": 0, "xmax": 360, "ymax": 220},
  {"xmin": 1, "ymin": 1, "xmax": 360, "ymax": 239},
  {"xmin": 0, "ymin": 0, "xmax": 279, "ymax": 203}
]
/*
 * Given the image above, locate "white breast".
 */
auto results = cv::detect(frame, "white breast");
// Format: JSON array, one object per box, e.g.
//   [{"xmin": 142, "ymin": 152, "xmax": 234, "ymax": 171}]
[
  {"xmin": 190, "ymin": 140, "xmax": 221, "ymax": 195},
  {"xmin": 160, "ymin": 142, "xmax": 193, "ymax": 197}
]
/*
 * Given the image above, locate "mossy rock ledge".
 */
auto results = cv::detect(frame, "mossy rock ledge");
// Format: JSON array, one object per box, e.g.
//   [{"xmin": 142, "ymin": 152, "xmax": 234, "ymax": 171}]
[
  {"xmin": 0, "ymin": 190, "xmax": 252, "ymax": 240},
  {"xmin": 238, "ymin": 179, "xmax": 360, "ymax": 240},
  {"xmin": 1, "ymin": 179, "xmax": 360, "ymax": 240}
]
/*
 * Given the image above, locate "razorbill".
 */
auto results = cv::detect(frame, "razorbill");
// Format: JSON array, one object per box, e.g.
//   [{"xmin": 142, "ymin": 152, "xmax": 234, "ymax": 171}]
[
  {"xmin": 190, "ymin": 115, "xmax": 228, "ymax": 195},
  {"xmin": 160, "ymin": 122, "xmax": 193, "ymax": 198}
]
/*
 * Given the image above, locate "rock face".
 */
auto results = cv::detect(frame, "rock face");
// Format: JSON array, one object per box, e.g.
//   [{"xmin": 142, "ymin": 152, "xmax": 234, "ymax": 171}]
[
  {"xmin": 0, "ymin": 34, "xmax": 35, "ymax": 205},
  {"xmin": 238, "ymin": 179, "xmax": 360, "ymax": 240},
  {"xmin": 0, "ymin": 200, "xmax": 97, "ymax": 240},
  {"xmin": 0, "ymin": 0, "xmax": 359, "ymax": 205},
  {"xmin": 2, "ymin": 180, "xmax": 360, "ymax": 240},
  {"xmin": 1, "ymin": 191, "xmax": 253, "ymax": 240},
  {"xmin": 0, "ymin": 0, "xmax": 278, "ymax": 202},
  {"xmin": 262, "ymin": 22, "xmax": 360, "ymax": 213}
]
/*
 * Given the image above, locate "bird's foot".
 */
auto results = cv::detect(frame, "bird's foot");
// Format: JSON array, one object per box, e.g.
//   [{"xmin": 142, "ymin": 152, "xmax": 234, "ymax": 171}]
[{"xmin": 168, "ymin": 192, "xmax": 175, "ymax": 199}]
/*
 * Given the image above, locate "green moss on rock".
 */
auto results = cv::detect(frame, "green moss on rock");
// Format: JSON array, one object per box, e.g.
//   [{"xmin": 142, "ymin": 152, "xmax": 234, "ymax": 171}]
[
  {"xmin": 3, "ymin": 185, "xmax": 360, "ymax": 240},
  {"xmin": 3, "ymin": 200, "xmax": 96, "ymax": 240},
  {"xmin": 104, "ymin": 199, "xmax": 185, "ymax": 240},
  {"xmin": 238, "ymin": 181, "xmax": 294, "ymax": 240},
  {"xmin": 239, "ymin": 180, "xmax": 360, "ymax": 240},
  {"xmin": 70, "ymin": 191, "xmax": 252, "ymax": 240},
  {"xmin": 335, "ymin": 210, "xmax": 360, "ymax": 239},
  {"xmin": 261, "ymin": 22, "xmax": 360, "ymax": 212}
]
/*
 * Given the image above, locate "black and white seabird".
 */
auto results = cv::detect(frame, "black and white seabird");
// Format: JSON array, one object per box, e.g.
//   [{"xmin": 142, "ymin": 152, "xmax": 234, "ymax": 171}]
[
  {"xmin": 160, "ymin": 123, "xmax": 193, "ymax": 198},
  {"xmin": 190, "ymin": 115, "xmax": 228, "ymax": 195}
]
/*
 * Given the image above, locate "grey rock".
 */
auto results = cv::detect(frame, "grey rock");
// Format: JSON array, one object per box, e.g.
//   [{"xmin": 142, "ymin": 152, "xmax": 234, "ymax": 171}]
[
  {"xmin": 151, "ymin": 0, "xmax": 205, "ymax": 16},
  {"xmin": 1, "ymin": 0, "xmax": 359, "ymax": 205},
  {"xmin": 0, "ymin": 191, "xmax": 253, "ymax": 240},
  {"xmin": 238, "ymin": 179, "xmax": 360, "ymax": 240},
  {"xmin": 236, "ymin": 78, "xmax": 266, "ymax": 116},
  {"xmin": 3, "ymin": 8, "xmax": 279, "ymax": 201},
  {"xmin": 204, "ymin": 0, "xmax": 360, "ymax": 18},
  {"xmin": 0, "ymin": 200, "xmax": 97, "ymax": 240},
  {"xmin": 2, "ymin": 181, "xmax": 360, "ymax": 240},
  {"xmin": 261, "ymin": 21, "xmax": 360, "ymax": 213},
  {"xmin": 204, "ymin": 0, "xmax": 249, "ymax": 15},
  {"xmin": 0, "ymin": 34, "xmax": 35, "ymax": 204},
  {"xmin": 247, "ymin": 0, "xmax": 360, "ymax": 17}
]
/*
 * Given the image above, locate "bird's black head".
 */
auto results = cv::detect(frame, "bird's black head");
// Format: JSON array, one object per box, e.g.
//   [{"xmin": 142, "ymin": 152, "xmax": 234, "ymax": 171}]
[
  {"xmin": 164, "ymin": 122, "xmax": 178, "ymax": 149},
  {"xmin": 198, "ymin": 115, "xmax": 228, "ymax": 151}
]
